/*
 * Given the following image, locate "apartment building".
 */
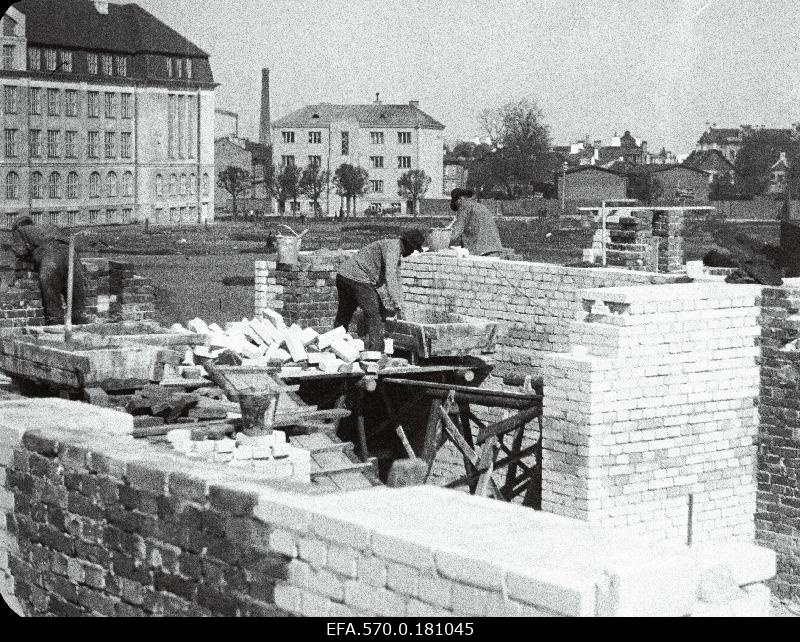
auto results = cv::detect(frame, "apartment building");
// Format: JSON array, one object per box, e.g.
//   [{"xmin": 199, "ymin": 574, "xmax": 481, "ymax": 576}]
[
  {"xmin": 0, "ymin": 0, "xmax": 216, "ymax": 229},
  {"xmin": 271, "ymin": 98, "xmax": 444, "ymax": 216}
]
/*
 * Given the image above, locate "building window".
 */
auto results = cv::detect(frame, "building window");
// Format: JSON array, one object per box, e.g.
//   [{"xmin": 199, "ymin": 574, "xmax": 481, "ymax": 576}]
[
  {"xmin": 167, "ymin": 94, "xmax": 175, "ymax": 158},
  {"xmin": 177, "ymin": 95, "xmax": 185, "ymax": 159},
  {"xmin": 370, "ymin": 156, "xmax": 384, "ymax": 169},
  {"xmin": 281, "ymin": 155, "xmax": 295, "ymax": 167},
  {"xmin": 89, "ymin": 209, "xmax": 99, "ymax": 225},
  {"xmin": 155, "ymin": 174, "xmax": 164, "ymax": 197},
  {"xmin": 87, "ymin": 92, "xmax": 99, "ymax": 118},
  {"xmin": 122, "ymin": 208, "xmax": 132, "ymax": 224},
  {"xmin": 121, "ymin": 93, "xmax": 132, "ymax": 119},
  {"xmin": 104, "ymin": 92, "xmax": 116, "ymax": 118},
  {"xmin": 120, "ymin": 132, "xmax": 132, "ymax": 158},
  {"xmin": 309, "ymin": 131, "xmax": 322, "ymax": 144},
  {"xmin": 370, "ymin": 132, "xmax": 384, "ymax": 145},
  {"xmin": 186, "ymin": 58, "xmax": 193, "ymax": 78},
  {"xmin": 179, "ymin": 174, "xmax": 187, "ymax": 196},
  {"xmin": 89, "ymin": 172, "xmax": 100, "ymax": 198},
  {"xmin": 398, "ymin": 156, "xmax": 412, "ymax": 169},
  {"xmin": 187, "ymin": 99, "xmax": 196, "ymax": 158},
  {"xmin": 47, "ymin": 130, "xmax": 59, "ymax": 158},
  {"xmin": 44, "ymin": 49, "xmax": 57, "ymax": 71},
  {"xmin": 105, "ymin": 209, "xmax": 115, "ymax": 224},
  {"xmin": 65, "ymin": 211, "xmax": 76, "ymax": 226},
  {"xmin": 176, "ymin": 58, "xmax": 183, "ymax": 79},
  {"xmin": 106, "ymin": 171, "xmax": 118, "ymax": 197},
  {"xmin": 29, "ymin": 130, "xmax": 41, "ymax": 158},
  {"xmin": 5, "ymin": 172, "xmax": 19, "ymax": 200},
  {"xmin": 87, "ymin": 131, "xmax": 99, "ymax": 158},
  {"xmin": 370, "ymin": 180, "xmax": 384, "ymax": 194},
  {"xmin": 308, "ymin": 155, "xmax": 322, "ymax": 167},
  {"xmin": 166, "ymin": 56, "xmax": 173, "ymax": 78},
  {"xmin": 65, "ymin": 131, "xmax": 77, "ymax": 158},
  {"xmin": 398, "ymin": 132, "xmax": 412, "ymax": 144},
  {"xmin": 341, "ymin": 131, "xmax": 349, "ymax": 155},
  {"xmin": 48, "ymin": 211, "xmax": 59, "ymax": 225},
  {"xmin": 2, "ymin": 45, "xmax": 13, "ymax": 71},
  {"xmin": 169, "ymin": 174, "xmax": 177, "ymax": 196},
  {"xmin": 65, "ymin": 89, "xmax": 78, "ymax": 116},
  {"xmin": 31, "ymin": 172, "xmax": 42, "ymax": 199},
  {"xmin": 3, "ymin": 86, "xmax": 17, "ymax": 114},
  {"xmin": 60, "ymin": 51, "xmax": 73, "ymax": 73},
  {"xmin": 202, "ymin": 173, "xmax": 210, "ymax": 196},
  {"xmin": 27, "ymin": 47, "xmax": 40, "ymax": 71},
  {"xmin": 4, "ymin": 129, "xmax": 17, "ymax": 157},
  {"xmin": 115, "ymin": 55, "xmax": 127, "ymax": 76},
  {"xmin": 48, "ymin": 172, "xmax": 62, "ymax": 199},
  {"xmin": 66, "ymin": 172, "xmax": 79, "ymax": 199},
  {"xmin": 122, "ymin": 171, "xmax": 133, "ymax": 197},
  {"xmin": 5, "ymin": 213, "xmax": 18, "ymax": 228},
  {"xmin": 87, "ymin": 53, "xmax": 98, "ymax": 75},
  {"xmin": 31, "ymin": 212, "xmax": 43, "ymax": 225},
  {"xmin": 104, "ymin": 132, "xmax": 115, "ymax": 158},
  {"xmin": 101, "ymin": 54, "xmax": 113, "ymax": 76},
  {"xmin": 282, "ymin": 131, "xmax": 295, "ymax": 144},
  {"xmin": 190, "ymin": 173, "xmax": 196, "ymax": 195},
  {"xmin": 47, "ymin": 88, "xmax": 60, "ymax": 116}
]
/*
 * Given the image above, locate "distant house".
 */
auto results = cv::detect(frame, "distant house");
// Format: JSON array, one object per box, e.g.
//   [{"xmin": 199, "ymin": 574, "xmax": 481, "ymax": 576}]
[
  {"xmin": 559, "ymin": 166, "xmax": 627, "ymax": 201},
  {"xmin": 697, "ymin": 128, "xmax": 744, "ymax": 163},
  {"xmin": 767, "ymin": 152, "xmax": 789, "ymax": 197},
  {"xmin": 683, "ymin": 149, "xmax": 736, "ymax": 184},
  {"xmin": 214, "ymin": 136, "xmax": 270, "ymax": 208},
  {"xmin": 649, "ymin": 165, "xmax": 711, "ymax": 203}
]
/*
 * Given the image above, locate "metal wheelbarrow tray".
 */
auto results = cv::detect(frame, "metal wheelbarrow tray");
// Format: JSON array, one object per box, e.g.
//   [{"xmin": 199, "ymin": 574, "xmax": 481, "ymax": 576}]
[{"xmin": 384, "ymin": 310, "xmax": 501, "ymax": 359}]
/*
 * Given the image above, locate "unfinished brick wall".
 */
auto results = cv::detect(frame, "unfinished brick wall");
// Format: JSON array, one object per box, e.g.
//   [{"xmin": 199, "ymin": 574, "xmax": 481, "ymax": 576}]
[
  {"xmin": 542, "ymin": 283, "xmax": 762, "ymax": 545},
  {"xmin": 757, "ymin": 282, "xmax": 800, "ymax": 600},
  {"xmin": 401, "ymin": 254, "xmax": 682, "ymax": 379},
  {"xmin": 0, "ymin": 398, "xmax": 778, "ymax": 617}
]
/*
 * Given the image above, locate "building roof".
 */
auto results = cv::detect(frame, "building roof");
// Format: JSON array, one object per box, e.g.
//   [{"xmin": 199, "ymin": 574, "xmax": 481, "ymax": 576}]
[
  {"xmin": 272, "ymin": 103, "xmax": 445, "ymax": 130},
  {"xmin": 683, "ymin": 149, "xmax": 736, "ymax": 172},
  {"xmin": 13, "ymin": 0, "xmax": 209, "ymax": 57},
  {"xmin": 565, "ymin": 165, "xmax": 626, "ymax": 178},
  {"xmin": 698, "ymin": 128, "xmax": 742, "ymax": 146}
]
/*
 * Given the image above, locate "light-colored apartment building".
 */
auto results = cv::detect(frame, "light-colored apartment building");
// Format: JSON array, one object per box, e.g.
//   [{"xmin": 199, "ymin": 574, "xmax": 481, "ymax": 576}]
[
  {"xmin": 0, "ymin": 0, "xmax": 216, "ymax": 229},
  {"xmin": 271, "ymin": 98, "xmax": 444, "ymax": 216}
]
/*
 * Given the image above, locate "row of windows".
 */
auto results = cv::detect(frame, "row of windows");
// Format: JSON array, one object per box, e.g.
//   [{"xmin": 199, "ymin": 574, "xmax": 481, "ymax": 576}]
[
  {"xmin": 4, "ymin": 209, "xmax": 134, "ymax": 228},
  {"xmin": 5, "ymin": 170, "xmax": 134, "ymax": 200},
  {"xmin": 279, "ymin": 155, "xmax": 412, "ymax": 170},
  {"xmin": 167, "ymin": 93, "xmax": 197, "ymax": 160},
  {"xmin": 154, "ymin": 172, "xmax": 211, "ymax": 197},
  {"xmin": 27, "ymin": 47, "xmax": 128, "ymax": 77},
  {"xmin": 280, "ymin": 130, "xmax": 413, "ymax": 147},
  {"xmin": 2, "ymin": 44, "xmax": 13, "ymax": 71},
  {"xmin": 4, "ymin": 129, "xmax": 133, "ymax": 159},
  {"xmin": 2, "ymin": 86, "xmax": 133, "ymax": 119}
]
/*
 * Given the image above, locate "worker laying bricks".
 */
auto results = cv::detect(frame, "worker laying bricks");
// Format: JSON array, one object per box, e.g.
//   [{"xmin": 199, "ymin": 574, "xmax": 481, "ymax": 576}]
[
  {"xmin": 447, "ymin": 187, "xmax": 503, "ymax": 257},
  {"xmin": 10, "ymin": 216, "xmax": 89, "ymax": 325},
  {"xmin": 334, "ymin": 228, "xmax": 427, "ymax": 351}
]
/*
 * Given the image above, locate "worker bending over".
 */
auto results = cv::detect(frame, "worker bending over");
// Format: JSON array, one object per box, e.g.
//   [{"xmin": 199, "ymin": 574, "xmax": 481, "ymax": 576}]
[
  {"xmin": 334, "ymin": 228, "xmax": 427, "ymax": 351},
  {"xmin": 447, "ymin": 188, "xmax": 503, "ymax": 257},
  {"xmin": 10, "ymin": 216, "xmax": 89, "ymax": 325}
]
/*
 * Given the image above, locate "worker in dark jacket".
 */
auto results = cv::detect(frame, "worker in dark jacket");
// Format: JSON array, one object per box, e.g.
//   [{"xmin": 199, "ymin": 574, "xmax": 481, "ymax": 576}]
[
  {"xmin": 10, "ymin": 217, "xmax": 89, "ymax": 325},
  {"xmin": 334, "ymin": 228, "xmax": 426, "ymax": 351},
  {"xmin": 447, "ymin": 188, "xmax": 503, "ymax": 256}
]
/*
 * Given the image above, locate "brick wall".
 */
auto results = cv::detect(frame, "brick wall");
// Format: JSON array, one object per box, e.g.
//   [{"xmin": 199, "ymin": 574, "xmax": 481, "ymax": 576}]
[
  {"xmin": 757, "ymin": 282, "xmax": 800, "ymax": 600},
  {"xmin": 0, "ymin": 398, "xmax": 777, "ymax": 617},
  {"xmin": 543, "ymin": 283, "xmax": 762, "ymax": 545}
]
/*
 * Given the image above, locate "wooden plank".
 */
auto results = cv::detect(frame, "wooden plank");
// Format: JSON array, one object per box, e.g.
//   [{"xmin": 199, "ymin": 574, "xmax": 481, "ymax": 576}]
[
  {"xmin": 476, "ymin": 406, "xmax": 541, "ymax": 444},
  {"xmin": 310, "ymin": 462, "xmax": 375, "ymax": 479},
  {"xmin": 0, "ymin": 354, "xmax": 81, "ymax": 387}
]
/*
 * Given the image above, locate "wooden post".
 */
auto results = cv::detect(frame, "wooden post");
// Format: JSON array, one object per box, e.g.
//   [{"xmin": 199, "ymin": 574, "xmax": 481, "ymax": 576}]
[{"xmin": 64, "ymin": 235, "xmax": 75, "ymax": 343}]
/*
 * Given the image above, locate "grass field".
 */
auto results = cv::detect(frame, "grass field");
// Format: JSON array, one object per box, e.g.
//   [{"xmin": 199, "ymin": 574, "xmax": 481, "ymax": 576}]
[{"xmin": 0, "ymin": 216, "xmax": 783, "ymax": 326}]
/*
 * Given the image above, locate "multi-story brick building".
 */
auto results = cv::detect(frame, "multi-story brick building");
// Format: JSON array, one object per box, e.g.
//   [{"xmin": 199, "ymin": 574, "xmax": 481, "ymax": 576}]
[
  {"xmin": 0, "ymin": 0, "xmax": 216, "ymax": 229},
  {"xmin": 271, "ymin": 98, "xmax": 444, "ymax": 216}
]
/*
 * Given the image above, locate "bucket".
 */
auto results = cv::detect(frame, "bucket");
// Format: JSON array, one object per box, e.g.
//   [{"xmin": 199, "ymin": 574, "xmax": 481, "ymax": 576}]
[
  {"xmin": 428, "ymin": 228, "xmax": 451, "ymax": 251},
  {"xmin": 238, "ymin": 391, "xmax": 280, "ymax": 436},
  {"xmin": 276, "ymin": 234, "xmax": 301, "ymax": 265}
]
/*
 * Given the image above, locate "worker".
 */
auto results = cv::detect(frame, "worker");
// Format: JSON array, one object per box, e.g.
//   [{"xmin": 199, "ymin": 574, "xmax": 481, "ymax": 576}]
[
  {"xmin": 10, "ymin": 216, "xmax": 89, "ymax": 325},
  {"xmin": 447, "ymin": 188, "xmax": 503, "ymax": 257},
  {"xmin": 334, "ymin": 228, "xmax": 427, "ymax": 351}
]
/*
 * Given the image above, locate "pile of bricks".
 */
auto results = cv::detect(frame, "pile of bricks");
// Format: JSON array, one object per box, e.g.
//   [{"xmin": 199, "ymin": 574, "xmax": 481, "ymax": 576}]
[
  {"xmin": 756, "ymin": 282, "xmax": 800, "ymax": 600},
  {"xmin": 604, "ymin": 213, "xmax": 659, "ymax": 271},
  {"xmin": 0, "ymin": 260, "xmax": 45, "ymax": 330},
  {"xmin": 108, "ymin": 261, "xmax": 156, "ymax": 323},
  {"xmin": 542, "ymin": 282, "xmax": 762, "ymax": 544}
]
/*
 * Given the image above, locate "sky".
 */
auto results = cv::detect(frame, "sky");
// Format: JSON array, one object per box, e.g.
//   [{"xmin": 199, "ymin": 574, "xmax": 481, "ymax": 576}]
[{"xmin": 133, "ymin": 0, "xmax": 800, "ymax": 155}]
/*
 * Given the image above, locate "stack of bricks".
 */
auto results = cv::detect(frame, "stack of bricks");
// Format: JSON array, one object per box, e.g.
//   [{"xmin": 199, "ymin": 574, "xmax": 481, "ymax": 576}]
[
  {"xmin": 652, "ymin": 209, "xmax": 685, "ymax": 274},
  {"xmin": 0, "ymin": 398, "xmax": 777, "ymax": 617},
  {"xmin": 604, "ymin": 213, "xmax": 658, "ymax": 272},
  {"xmin": 541, "ymin": 282, "xmax": 762, "ymax": 544},
  {"xmin": 756, "ymin": 281, "xmax": 800, "ymax": 600},
  {"xmin": 254, "ymin": 260, "xmax": 285, "ymax": 314},
  {"xmin": 107, "ymin": 261, "xmax": 156, "ymax": 323}
]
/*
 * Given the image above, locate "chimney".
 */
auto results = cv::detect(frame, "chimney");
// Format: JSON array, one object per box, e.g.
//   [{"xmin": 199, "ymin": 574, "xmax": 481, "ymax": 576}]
[
  {"xmin": 409, "ymin": 100, "xmax": 419, "ymax": 109},
  {"xmin": 374, "ymin": 92, "xmax": 381, "ymax": 104},
  {"xmin": 259, "ymin": 68, "xmax": 271, "ymax": 146},
  {"xmin": 94, "ymin": 1, "xmax": 109, "ymax": 14}
]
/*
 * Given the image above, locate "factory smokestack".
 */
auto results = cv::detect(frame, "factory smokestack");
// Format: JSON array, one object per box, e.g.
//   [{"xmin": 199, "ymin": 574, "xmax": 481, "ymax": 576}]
[{"xmin": 259, "ymin": 68, "xmax": 271, "ymax": 146}]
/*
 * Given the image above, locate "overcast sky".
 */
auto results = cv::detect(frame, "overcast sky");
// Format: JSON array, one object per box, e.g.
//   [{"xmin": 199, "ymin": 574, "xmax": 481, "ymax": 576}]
[{"xmin": 134, "ymin": 0, "xmax": 800, "ymax": 154}]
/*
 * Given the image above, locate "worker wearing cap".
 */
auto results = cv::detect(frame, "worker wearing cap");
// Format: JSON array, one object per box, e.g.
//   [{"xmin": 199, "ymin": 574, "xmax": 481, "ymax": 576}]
[
  {"xmin": 447, "ymin": 188, "xmax": 503, "ymax": 257},
  {"xmin": 10, "ymin": 216, "xmax": 89, "ymax": 325},
  {"xmin": 334, "ymin": 228, "xmax": 427, "ymax": 351}
]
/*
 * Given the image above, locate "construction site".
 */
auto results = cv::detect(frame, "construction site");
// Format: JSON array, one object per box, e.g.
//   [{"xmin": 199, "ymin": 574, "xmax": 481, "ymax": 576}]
[{"xmin": 0, "ymin": 204, "xmax": 797, "ymax": 619}]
